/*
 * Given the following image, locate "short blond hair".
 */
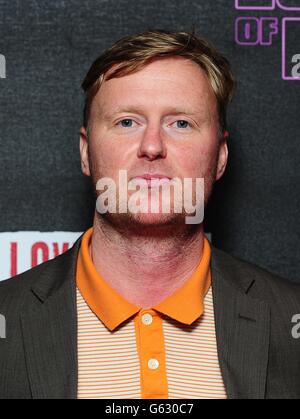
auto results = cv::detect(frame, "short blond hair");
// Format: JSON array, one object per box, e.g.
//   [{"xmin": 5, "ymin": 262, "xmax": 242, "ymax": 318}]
[{"xmin": 82, "ymin": 29, "xmax": 235, "ymax": 132}]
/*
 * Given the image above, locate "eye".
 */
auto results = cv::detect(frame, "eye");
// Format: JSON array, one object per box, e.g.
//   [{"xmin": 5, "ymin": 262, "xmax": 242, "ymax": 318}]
[
  {"xmin": 173, "ymin": 120, "xmax": 190, "ymax": 129},
  {"xmin": 117, "ymin": 119, "xmax": 136, "ymax": 128}
]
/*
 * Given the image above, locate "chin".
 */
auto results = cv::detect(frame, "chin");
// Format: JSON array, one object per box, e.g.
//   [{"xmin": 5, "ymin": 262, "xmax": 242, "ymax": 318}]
[
  {"xmin": 101, "ymin": 210, "xmax": 187, "ymax": 231},
  {"xmin": 129, "ymin": 211, "xmax": 184, "ymax": 227}
]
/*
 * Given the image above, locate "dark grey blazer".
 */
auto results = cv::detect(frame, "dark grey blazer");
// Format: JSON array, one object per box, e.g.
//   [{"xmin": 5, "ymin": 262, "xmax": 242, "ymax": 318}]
[{"xmin": 0, "ymin": 233, "xmax": 300, "ymax": 399}]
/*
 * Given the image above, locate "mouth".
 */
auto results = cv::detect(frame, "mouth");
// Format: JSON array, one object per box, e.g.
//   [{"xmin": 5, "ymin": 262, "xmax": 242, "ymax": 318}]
[{"xmin": 131, "ymin": 174, "xmax": 172, "ymax": 187}]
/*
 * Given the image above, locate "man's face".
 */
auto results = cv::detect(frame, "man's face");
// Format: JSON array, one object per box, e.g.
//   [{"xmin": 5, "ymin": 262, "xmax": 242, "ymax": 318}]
[{"xmin": 80, "ymin": 56, "xmax": 228, "ymax": 228}]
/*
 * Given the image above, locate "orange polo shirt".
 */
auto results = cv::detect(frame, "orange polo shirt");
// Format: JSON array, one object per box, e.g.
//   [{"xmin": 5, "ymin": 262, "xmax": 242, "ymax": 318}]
[{"xmin": 76, "ymin": 227, "xmax": 226, "ymax": 399}]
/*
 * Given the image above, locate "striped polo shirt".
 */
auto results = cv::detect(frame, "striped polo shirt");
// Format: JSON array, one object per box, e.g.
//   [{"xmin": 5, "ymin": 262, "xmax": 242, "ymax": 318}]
[{"xmin": 76, "ymin": 227, "xmax": 227, "ymax": 399}]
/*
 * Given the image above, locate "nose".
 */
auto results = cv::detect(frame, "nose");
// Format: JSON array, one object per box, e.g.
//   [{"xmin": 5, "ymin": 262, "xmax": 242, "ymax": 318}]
[{"xmin": 137, "ymin": 125, "xmax": 167, "ymax": 161}]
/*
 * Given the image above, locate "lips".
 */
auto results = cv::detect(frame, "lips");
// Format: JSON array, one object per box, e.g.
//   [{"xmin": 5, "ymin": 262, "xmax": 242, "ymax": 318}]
[{"xmin": 131, "ymin": 174, "xmax": 172, "ymax": 187}]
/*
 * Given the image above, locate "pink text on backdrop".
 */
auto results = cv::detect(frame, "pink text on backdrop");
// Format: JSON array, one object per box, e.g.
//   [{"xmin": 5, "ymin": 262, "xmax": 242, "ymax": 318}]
[{"xmin": 235, "ymin": 0, "xmax": 300, "ymax": 11}]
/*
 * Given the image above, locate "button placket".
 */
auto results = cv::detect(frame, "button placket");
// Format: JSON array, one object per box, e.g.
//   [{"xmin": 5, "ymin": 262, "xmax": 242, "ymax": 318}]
[{"xmin": 135, "ymin": 309, "xmax": 168, "ymax": 398}]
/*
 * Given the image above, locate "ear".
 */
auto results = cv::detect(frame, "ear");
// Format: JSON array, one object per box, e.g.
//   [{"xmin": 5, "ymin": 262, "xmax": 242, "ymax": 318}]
[
  {"xmin": 215, "ymin": 130, "xmax": 229, "ymax": 181},
  {"xmin": 80, "ymin": 126, "xmax": 91, "ymax": 177}
]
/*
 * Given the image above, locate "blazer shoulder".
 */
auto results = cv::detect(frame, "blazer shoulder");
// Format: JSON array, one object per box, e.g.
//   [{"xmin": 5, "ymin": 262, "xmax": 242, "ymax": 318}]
[
  {"xmin": 0, "ymin": 242, "xmax": 80, "ymax": 309},
  {"xmin": 211, "ymin": 245, "xmax": 300, "ymax": 300}
]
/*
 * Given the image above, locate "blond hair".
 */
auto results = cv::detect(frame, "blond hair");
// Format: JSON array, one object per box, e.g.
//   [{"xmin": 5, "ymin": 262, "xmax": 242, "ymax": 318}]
[{"xmin": 82, "ymin": 29, "xmax": 235, "ymax": 132}]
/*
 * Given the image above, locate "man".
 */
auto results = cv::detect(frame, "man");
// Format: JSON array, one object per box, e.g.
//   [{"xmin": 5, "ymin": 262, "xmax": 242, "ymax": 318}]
[{"xmin": 0, "ymin": 29, "xmax": 300, "ymax": 400}]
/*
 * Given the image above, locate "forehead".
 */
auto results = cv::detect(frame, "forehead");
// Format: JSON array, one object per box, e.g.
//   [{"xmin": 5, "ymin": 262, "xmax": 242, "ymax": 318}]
[{"xmin": 92, "ymin": 57, "xmax": 217, "ymax": 116}]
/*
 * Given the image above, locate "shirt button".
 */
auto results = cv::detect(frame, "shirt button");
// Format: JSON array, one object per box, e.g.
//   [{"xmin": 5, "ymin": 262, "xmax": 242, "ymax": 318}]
[
  {"xmin": 148, "ymin": 358, "xmax": 159, "ymax": 370},
  {"xmin": 141, "ymin": 313, "xmax": 153, "ymax": 325}
]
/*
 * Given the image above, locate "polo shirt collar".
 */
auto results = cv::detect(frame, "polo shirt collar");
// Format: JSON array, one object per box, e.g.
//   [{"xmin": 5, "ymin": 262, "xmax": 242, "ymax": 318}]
[{"xmin": 77, "ymin": 227, "xmax": 211, "ymax": 331}]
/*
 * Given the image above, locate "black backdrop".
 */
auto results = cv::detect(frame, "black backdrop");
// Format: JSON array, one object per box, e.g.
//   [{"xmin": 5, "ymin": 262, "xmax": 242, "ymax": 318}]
[{"xmin": 0, "ymin": 0, "xmax": 299, "ymax": 282}]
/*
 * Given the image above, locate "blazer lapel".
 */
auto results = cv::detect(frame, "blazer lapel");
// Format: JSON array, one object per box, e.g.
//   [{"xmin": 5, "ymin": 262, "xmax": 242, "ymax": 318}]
[
  {"xmin": 211, "ymin": 248, "xmax": 270, "ymax": 399},
  {"xmin": 20, "ymin": 235, "xmax": 83, "ymax": 399}
]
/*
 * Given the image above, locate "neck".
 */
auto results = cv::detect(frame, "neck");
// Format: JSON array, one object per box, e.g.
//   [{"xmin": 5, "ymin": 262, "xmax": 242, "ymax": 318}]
[{"xmin": 89, "ymin": 213, "xmax": 205, "ymax": 308}]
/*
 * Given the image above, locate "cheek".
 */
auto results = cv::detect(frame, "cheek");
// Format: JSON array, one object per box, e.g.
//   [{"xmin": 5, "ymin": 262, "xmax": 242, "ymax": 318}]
[
  {"xmin": 175, "ymin": 141, "xmax": 218, "ymax": 177},
  {"xmin": 89, "ymin": 138, "xmax": 131, "ymax": 179}
]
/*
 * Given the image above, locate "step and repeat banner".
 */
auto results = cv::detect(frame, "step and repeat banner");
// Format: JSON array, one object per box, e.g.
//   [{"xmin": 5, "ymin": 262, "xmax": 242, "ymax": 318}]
[
  {"xmin": 0, "ymin": 0, "xmax": 299, "ymax": 282},
  {"xmin": 0, "ymin": 232, "xmax": 81, "ymax": 281}
]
